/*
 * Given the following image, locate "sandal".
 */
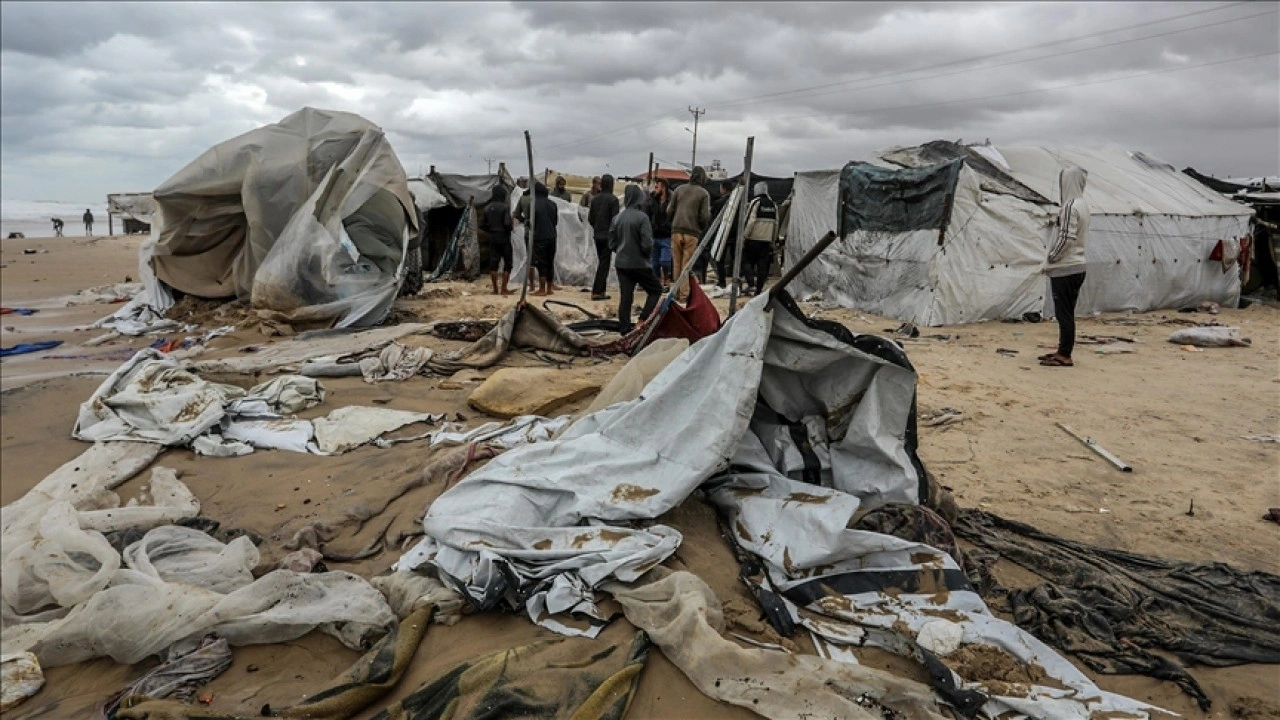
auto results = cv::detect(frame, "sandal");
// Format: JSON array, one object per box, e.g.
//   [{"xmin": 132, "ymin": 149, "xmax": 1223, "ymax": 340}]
[{"xmin": 1039, "ymin": 354, "xmax": 1073, "ymax": 367}]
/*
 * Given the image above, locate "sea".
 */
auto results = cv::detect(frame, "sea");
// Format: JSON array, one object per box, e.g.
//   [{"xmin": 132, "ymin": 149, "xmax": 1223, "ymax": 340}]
[{"xmin": 1, "ymin": 200, "xmax": 110, "ymax": 239}]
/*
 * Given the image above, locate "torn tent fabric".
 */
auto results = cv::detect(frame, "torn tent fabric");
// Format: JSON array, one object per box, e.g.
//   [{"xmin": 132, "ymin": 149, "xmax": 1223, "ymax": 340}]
[
  {"xmin": 955, "ymin": 508, "xmax": 1280, "ymax": 710},
  {"xmin": 398, "ymin": 290, "xmax": 1164, "ymax": 719}
]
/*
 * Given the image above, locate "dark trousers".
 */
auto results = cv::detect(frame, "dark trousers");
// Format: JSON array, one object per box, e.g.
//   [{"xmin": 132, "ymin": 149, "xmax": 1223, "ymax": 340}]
[
  {"xmin": 1051, "ymin": 272, "xmax": 1086, "ymax": 358},
  {"xmin": 592, "ymin": 237, "xmax": 612, "ymax": 295},
  {"xmin": 617, "ymin": 266, "xmax": 663, "ymax": 331},
  {"xmin": 716, "ymin": 242, "xmax": 736, "ymax": 288},
  {"xmin": 743, "ymin": 240, "xmax": 772, "ymax": 293}
]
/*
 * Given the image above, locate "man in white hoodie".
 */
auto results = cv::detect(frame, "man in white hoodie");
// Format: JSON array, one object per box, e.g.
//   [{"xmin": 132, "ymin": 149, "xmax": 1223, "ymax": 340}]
[{"xmin": 1041, "ymin": 167, "xmax": 1089, "ymax": 367}]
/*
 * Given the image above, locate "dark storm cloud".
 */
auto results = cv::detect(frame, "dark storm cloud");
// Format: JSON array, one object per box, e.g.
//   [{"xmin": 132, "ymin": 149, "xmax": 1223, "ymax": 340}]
[{"xmin": 0, "ymin": 1, "xmax": 1275, "ymax": 203}]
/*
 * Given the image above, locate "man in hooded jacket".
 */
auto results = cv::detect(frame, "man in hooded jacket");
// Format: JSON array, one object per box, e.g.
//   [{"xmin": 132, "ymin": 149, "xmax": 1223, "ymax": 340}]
[
  {"xmin": 481, "ymin": 184, "xmax": 514, "ymax": 295},
  {"xmin": 610, "ymin": 184, "xmax": 662, "ymax": 332},
  {"xmin": 666, "ymin": 165, "xmax": 711, "ymax": 303},
  {"xmin": 587, "ymin": 174, "xmax": 619, "ymax": 300},
  {"xmin": 530, "ymin": 181, "xmax": 559, "ymax": 296},
  {"xmin": 1041, "ymin": 167, "xmax": 1090, "ymax": 367},
  {"xmin": 741, "ymin": 182, "xmax": 779, "ymax": 296}
]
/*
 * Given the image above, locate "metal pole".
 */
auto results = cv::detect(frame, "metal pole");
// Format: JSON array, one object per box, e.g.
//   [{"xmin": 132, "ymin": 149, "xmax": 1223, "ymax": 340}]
[
  {"xmin": 728, "ymin": 137, "xmax": 754, "ymax": 316},
  {"xmin": 647, "ymin": 152, "xmax": 654, "ymax": 187},
  {"xmin": 520, "ymin": 131, "xmax": 536, "ymax": 303}
]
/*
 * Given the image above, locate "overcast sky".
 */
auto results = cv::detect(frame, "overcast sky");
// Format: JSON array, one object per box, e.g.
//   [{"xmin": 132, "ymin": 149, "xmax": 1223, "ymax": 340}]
[{"xmin": 1, "ymin": 1, "xmax": 1276, "ymax": 202}]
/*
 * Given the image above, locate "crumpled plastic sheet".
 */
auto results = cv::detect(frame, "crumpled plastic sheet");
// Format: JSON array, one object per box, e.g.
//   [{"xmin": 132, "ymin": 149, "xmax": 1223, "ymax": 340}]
[
  {"xmin": 1167, "ymin": 325, "xmax": 1251, "ymax": 347},
  {"xmin": 0, "ymin": 652, "xmax": 43, "ymax": 712},
  {"xmin": 358, "ymin": 342, "xmax": 434, "ymax": 382},
  {"xmin": 396, "ymin": 292, "xmax": 1168, "ymax": 718},
  {"xmin": 0, "ymin": 519, "xmax": 396, "ymax": 667},
  {"xmin": 101, "ymin": 634, "xmax": 232, "ymax": 718}
]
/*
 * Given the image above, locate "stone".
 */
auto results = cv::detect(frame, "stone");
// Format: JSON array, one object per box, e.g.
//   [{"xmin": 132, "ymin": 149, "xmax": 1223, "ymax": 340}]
[{"xmin": 468, "ymin": 367, "xmax": 604, "ymax": 419}]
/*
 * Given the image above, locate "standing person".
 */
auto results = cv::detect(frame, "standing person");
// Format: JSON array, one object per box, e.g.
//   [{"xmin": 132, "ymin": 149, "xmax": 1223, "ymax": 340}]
[
  {"xmin": 610, "ymin": 184, "xmax": 663, "ymax": 333},
  {"xmin": 647, "ymin": 179, "xmax": 674, "ymax": 286},
  {"xmin": 580, "ymin": 176, "xmax": 601, "ymax": 208},
  {"xmin": 666, "ymin": 165, "xmax": 711, "ymax": 303},
  {"xmin": 82, "ymin": 209, "xmax": 94, "ymax": 236},
  {"xmin": 550, "ymin": 176, "xmax": 572, "ymax": 203},
  {"xmin": 587, "ymin": 174, "xmax": 619, "ymax": 300},
  {"xmin": 741, "ymin": 182, "xmax": 779, "ymax": 296},
  {"xmin": 51, "ymin": 218, "xmax": 64, "ymax": 237},
  {"xmin": 530, "ymin": 181, "xmax": 559, "ymax": 296},
  {"xmin": 481, "ymin": 185, "xmax": 515, "ymax": 295},
  {"xmin": 711, "ymin": 180, "xmax": 738, "ymax": 288},
  {"xmin": 513, "ymin": 177, "xmax": 531, "ymax": 226},
  {"xmin": 1040, "ymin": 167, "xmax": 1090, "ymax": 368}
]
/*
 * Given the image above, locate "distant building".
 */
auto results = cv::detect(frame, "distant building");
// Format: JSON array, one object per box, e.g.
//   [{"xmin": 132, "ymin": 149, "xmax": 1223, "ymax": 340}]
[{"xmin": 705, "ymin": 160, "xmax": 728, "ymax": 181}]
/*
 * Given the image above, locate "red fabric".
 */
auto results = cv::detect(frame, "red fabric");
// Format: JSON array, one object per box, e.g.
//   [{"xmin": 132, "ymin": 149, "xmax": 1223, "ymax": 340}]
[
  {"xmin": 1208, "ymin": 239, "xmax": 1225, "ymax": 262},
  {"xmin": 648, "ymin": 279, "xmax": 722, "ymax": 344}
]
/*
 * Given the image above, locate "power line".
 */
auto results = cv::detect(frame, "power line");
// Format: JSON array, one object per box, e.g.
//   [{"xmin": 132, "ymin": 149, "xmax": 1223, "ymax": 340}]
[
  {"xmin": 708, "ymin": 6, "xmax": 1275, "ymax": 111},
  {"xmin": 704, "ymin": 1, "xmax": 1252, "ymax": 110},
  {"xmin": 540, "ymin": 1, "xmax": 1252, "ymax": 156},
  {"xmin": 772, "ymin": 50, "xmax": 1278, "ymax": 123}
]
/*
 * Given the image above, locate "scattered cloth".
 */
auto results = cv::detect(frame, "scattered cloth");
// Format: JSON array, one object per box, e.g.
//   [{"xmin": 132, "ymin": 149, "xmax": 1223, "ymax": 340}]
[
  {"xmin": 1243, "ymin": 435, "xmax": 1280, "ymax": 443},
  {"xmin": 117, "ymin": 605, "xmax": 433, "ymax": 720},
  {"xmin": 367, "ymin": 629, "xmax": 650, "ymax": 720},
  {"xmin": 0, "ymin": 652, "xmax": 43, "ymax": 712},
  {"xmin": 0, "ymin": 308, "xmax": 37, "ymax": 316},
  {"xmin": 1167, "ymin": 326, "xmax": 1251, "ymax": 347},
  {"xmin": 102, "ymin": 634, "xmax": 232, "ymax": 719},
  {"xmin": 606, "ymin": 570, "xmax": 946, "ymax": 720},
  {"xmin": 240, "ymin": 375, "xmax": 325, "ymax": 415},
  {"xmin": 277, "ymin": 548, "xmax": 324, "ymax": 573},
  {"xmin": 955, "ymin": 508, "xmax": 1280, "ymax": 710},
  {"xmin": 0, "ymin": 340, "xmax": 63, "ymax": 358},
  {"xmin": 311, "ymin": 407, "xmax": 444, "ymax": 455},
  {"xmin": 358, "ymin": 342, "xmax": 433, "ymax": 383}
]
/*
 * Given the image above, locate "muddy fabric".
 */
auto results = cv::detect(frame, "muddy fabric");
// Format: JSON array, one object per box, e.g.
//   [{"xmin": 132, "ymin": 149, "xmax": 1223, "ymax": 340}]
[
  {"xmin": 369, "ymin": 631, "xmax": 650, "ymax": 720},
  {"xmin": 955, "ymin": 508, "xmax": 1280, "ymax": 710},
  {"xmin": 104, "ymin": 635, "xmax": 232, "ymax": 719},
  {"xmin": 426, "ymin": 303, "xmax": 593, "ymax": 376},
  {"xmin": 605, "ymin": 570, "xmax": 946, "ymax": 720},
  {"xmin": 117, "ymin": 606, "xmax": 433, "ymax": 720}
]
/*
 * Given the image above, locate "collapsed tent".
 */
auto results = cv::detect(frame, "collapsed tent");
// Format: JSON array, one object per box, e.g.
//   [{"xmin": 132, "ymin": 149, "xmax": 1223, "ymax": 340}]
[
  {"xmin": 414, "ymin": 168, "xmax": 517, "ymax": 282},
  {"xmin": 395, "ymin": 290, "xmax": 1162, "ymax": 718},
  {"xmin": 106, "ymin": 193, "xmax": 154, "ymax": 235},
  {"xmin": 787, "ymin": 141, "xmax": 1256, "ymax": 325},
  {"xmin": 111, "ymin": 107, "xmax": 419, "ymax": 330}
]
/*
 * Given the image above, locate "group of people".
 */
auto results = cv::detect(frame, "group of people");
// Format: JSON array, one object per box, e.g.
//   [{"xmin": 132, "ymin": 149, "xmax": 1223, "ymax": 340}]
[
  {"xmin": 50, "ymin": 209, "xmax": 94, "ymax": 237},
  {"xmin": 474, "ymin": 167, "xmax": 783, "ymax": 331}
]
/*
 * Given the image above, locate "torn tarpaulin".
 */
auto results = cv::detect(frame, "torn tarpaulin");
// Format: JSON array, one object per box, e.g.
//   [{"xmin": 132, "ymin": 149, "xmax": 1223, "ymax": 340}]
[
  {"xmin": 954, "ymin": 508, "xmax": 1280, "ymax": 710},
  {"xmin": 396, "ymin": 291, "xmax": 1165, "ymax": 719}
]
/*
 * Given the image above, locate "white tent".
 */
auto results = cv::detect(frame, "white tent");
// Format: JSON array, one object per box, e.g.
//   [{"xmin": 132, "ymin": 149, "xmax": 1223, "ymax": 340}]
[
  {"xmin": 998, "ymin": 147, "xmax": 1254, "ymax": 317},
  {"xmin": 510, "ymin": 188, "xmax": 617, "ymax": 288},
  {"xmin": 785, "ymin": 142, "xmax": 1254, "ymax": 325}
]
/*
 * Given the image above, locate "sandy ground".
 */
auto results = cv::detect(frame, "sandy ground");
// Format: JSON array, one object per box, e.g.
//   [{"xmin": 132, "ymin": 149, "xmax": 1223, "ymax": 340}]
[{"xmin": 2, "ymin": 234, "xmax": 1278, "ymax": 719}]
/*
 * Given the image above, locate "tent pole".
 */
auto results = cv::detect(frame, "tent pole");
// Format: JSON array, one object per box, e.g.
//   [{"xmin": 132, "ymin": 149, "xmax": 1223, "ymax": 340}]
[
  {"xmin": 519, "ymin": 131, "xmax": 536, "ymax": 304},
  {"xmin": 728, "ymin": 137, "xmax": 754, "ymax": 316},
  {"xmin": 647, "ymin": 152, "xmax": 654, "ymax": 187}
]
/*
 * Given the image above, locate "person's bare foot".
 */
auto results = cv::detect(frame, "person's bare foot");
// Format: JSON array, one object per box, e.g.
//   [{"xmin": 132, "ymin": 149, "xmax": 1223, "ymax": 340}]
[
  {"xmin": 531, "ymin": 290, "xmax": 549, "ymax": 297},
  {"xmin": 500, "ymin": 289, "xmax": 514, "ymax": 296}
]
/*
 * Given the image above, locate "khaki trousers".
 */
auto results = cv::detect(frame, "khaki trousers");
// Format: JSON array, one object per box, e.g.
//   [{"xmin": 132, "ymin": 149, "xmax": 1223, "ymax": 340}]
[{"xmin": 671, "ymin": 232, "xmax": 700, "ymax": 303}]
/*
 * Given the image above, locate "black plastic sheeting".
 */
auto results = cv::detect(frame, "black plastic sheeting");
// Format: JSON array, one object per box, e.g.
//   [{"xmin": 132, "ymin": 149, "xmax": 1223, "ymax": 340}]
[
  {"xmin": 955, "ymin": 508, "xmax": 1280, "ymax": 711},
  {"xmin": 839, "ymin": 160, "xmax": 963, "ymax": 236}
]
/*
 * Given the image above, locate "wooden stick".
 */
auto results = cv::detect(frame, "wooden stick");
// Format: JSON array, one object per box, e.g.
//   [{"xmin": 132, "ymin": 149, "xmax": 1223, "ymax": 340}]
[
  {"xmin": 519, "ymin": 131, "xmax": 536, "ymax": 304},
  {"xmin": 728, "ymin": 137, "xmax": 754, "ymax": 316}
]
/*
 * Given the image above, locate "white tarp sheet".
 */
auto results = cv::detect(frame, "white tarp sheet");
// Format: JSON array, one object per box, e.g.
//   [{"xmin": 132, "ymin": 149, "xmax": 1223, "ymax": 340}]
[
  {"xmin": 396, "ymin": 293, "xmax": 1163, "ymax": 718},
  {"xmin": 510, "ymin": 189, "xmax": 617, "ymax": 288}
]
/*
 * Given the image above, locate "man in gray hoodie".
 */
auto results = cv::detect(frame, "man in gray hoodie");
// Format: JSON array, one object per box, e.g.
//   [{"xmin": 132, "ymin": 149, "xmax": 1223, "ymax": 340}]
[
  {"xmin": 609, "ymin": 184, "xmax": 662, "ymax": 332},
  {"xmin": 1041, "ymin": 167, "xmax": 1090, "ymax": 367}
]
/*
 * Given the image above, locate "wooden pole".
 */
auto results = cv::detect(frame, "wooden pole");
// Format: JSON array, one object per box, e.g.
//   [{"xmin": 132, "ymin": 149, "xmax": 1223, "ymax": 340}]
[
  {"xmin": 647, "ymin": 152, "xmax": 654, "ymax": 187},
  {"xmin": 519, "ymin": 131, "xmax": 537, "ymax": 303},
  {"xmin": 728, "ymin": 137, "xmax": 754, "ymax": 316},
  {"xmin": 108, "ymin": 213, "xmax": 114, "ymax": 236}
]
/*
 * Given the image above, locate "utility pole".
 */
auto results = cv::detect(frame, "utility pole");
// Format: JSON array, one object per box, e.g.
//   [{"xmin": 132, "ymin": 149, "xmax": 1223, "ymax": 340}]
[
  {"xmin": 483, "ymin": 157, "xmax": 494, "ymax": 175},
  {"xmin": 688, "ymin": 106, "xmax": 705, "ymax": 170}
]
